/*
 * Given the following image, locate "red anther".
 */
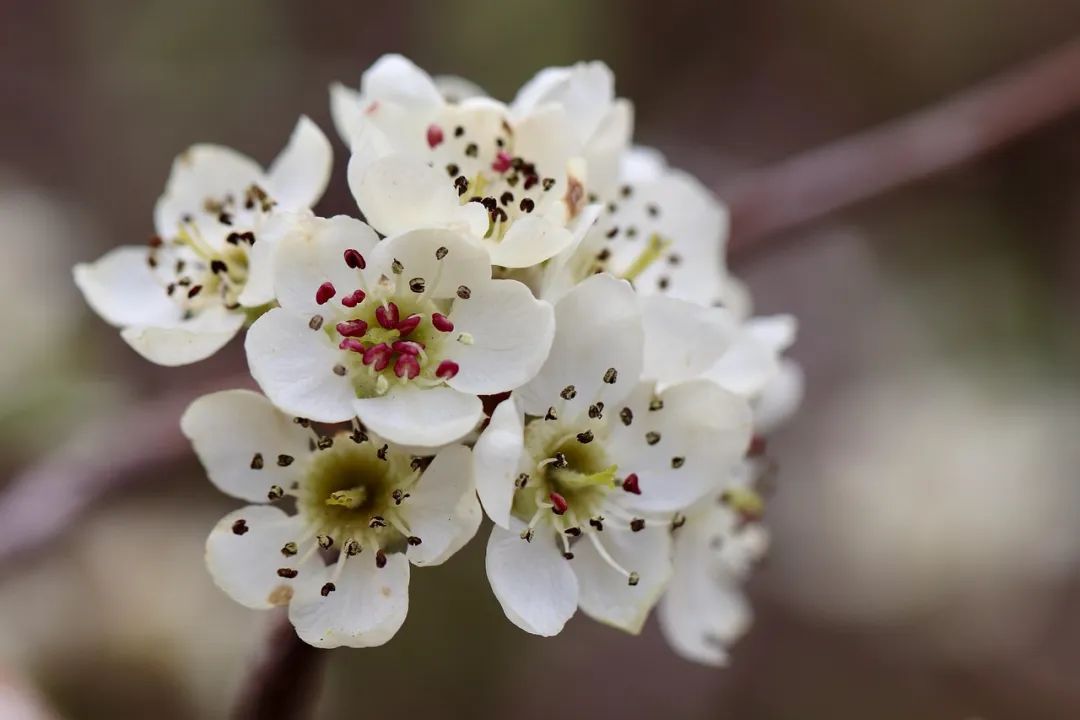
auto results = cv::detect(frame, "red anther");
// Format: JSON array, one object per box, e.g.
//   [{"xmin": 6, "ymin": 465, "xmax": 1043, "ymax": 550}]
[
  {"xmin": 336, "ymin": 319, "xmax": 369, "ymax": 337},
  {"xmin": 748, "ymin": 435, "xmax": 767, "ymax": 457},
  {"xmin": 341, "ymin": 289, "xmax": 366, "ymax": 308},
  {"xmin": 315, "ymin": 282, "xmax": 336, "ymax": 305},
  {"xmin": 394, "ymin": 353, "xmax": 420, "ymax": 379},
  {"xmin": 431, "ymin": 312, "xmax": 454, "ymax": 332},
  {"xmin": 549, "ymin": 492, "xmax": 568, "ymax": 515},
  {"xmin": 392, "ymin": 340, "xmax": 423, "ymax": 356},
  {"xmin": 365, "ymin": 101, "xmax": 380, "ymax": 115},
  {"xmin": 435, "ymin": 359, "xmax": 459, "ymax": 379},
  {"xmin": 375, "ymin": 302, "xmax": 399, "ymax": 329},
  {"xmin": 426, "ymin": 124, "xmax": 444, "ymax": 148},
  {"xmin": 344, "ymin": 248, "xmax": 366, "ymax": 269},
  {"xmin": 339, "ymin": 338, "xmax": 365, "ymax": 353},
  {"xmin": 396, "ymin": 313, "xmax": 421, "ymax": 336},
  {"xmin": 622, "ymin": 473, "xmax": 641, "ymax": 495},
  {"xmin": 363, "ymin": 343, "xmax": 392, "ymax": 371},
  {"xmin": 491, "ymin": 151, "xmax": 512, "ymax": 173}
]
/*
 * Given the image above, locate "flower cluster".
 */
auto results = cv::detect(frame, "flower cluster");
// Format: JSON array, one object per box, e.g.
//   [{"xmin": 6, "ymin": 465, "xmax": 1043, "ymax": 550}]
[{"xmin": 75, "ymin": 56, "xmax": 801, "ymax": 663}]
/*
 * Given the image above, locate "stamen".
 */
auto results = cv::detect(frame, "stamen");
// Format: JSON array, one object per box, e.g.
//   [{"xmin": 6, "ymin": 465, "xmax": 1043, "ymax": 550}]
[
  {"xmin": 277, "ymin": 568, "xmax": 298, "ymax": 579},
  {"xmin": 344, "ymin": 248, "xmax": 366, "ymax": 269},
  {"xmin": 375, "ymin": 549, "xmax": 388, "ymax": 568},
  {"xmin": 315, "ymin": 282, "xmax": 336, "ymax": 305},
  {"xmin": 267, "ymin": 485, "xmax": 285, "ymax": 501},
  {"xmin": 231, "ymin": 519, "xmax": 249, "ymax": 535},
  {"xmin": 341, "ymin": 289, "xmax": 366, "ymax": 307},
  {"xmin": 362, "ymin": 343, "xmax": 392, "ymax": 370},
  {"xmin": 622, "ymin": 473, "xmax": 641, "ymax": 494},
  {"xmin": 250, "ymin": 453, "xmax": 264, "ymax": 470},
  {"xmin": 630, "ymin": 518, "xmax": 646, "ymax": 532},
  {"xmin": 336, "ymin": 319, "xmax": 369, "ymax": 337},
  {"xmin": 491, "ymin": 151, "xmax": 512, "ymax": 173},
  {"xmin": 309, "ymin": 315, "xmax": 324, "ymax": 331},
  {"xmin": 394, "ymin": 354, "xmax": 420, "ymax": 380},
  {"xmin": 748, "ymin": 435, "xmax": 768, "ymax": 457},
  {"xmin": 431, "ymin": 313, "xmax": 454, "ymax": 332},
  {"xmin": 375, "ymin": 302, "xmax": 400, "ymax": 329},
  {"xmin": 426, "ymin": 124, "xmax": 444, "ymax": 148},
  {"xmin": 339, "ymin": 338, "xmax": 365, "ymax": 353},
  {"xmin": 396, "ymin": 314, "xmax": 422, "ymax": 335},
  {"xmin": 409, "ymin": 277, "xmax": 426, "ymax": 293},
  {"xmin": 277, "ymin": 455, "xmax": 294, "ymax": 467},
  {"xmin": 435, "ymin": 360, "xmax": 459, "ymax": 380},
  {"xmin": 584, "ymin": 532, "xmax": 638, "ymax": 586},
  {"xmin": 321, "ymin": 582, "xmax": 336, "ymax": 596},
  {"xmin": 549, "ymin": 492, "xmax": 569, "ymax": 515}
]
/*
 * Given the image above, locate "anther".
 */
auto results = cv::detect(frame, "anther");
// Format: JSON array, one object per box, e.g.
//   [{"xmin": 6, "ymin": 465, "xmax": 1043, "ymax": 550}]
[
  {"xmin": 250, "ymin": 453, "xmax": 264, "ymax": 470},
  {"xmin": 552, "ymin": 452, "xmax": 567, "ymax": 468},
  {"xmin": 646, "ymin": 203, "xmax": 660, "ymax": 217},
  {"xmin": 409, "ymin": 277, "xmax": 426, "ymax": 293},
  {"xmin": 560, "ymin": 385, "xmax": 577, "ymax": 400},
  {"xmin": 392, "ymin": 340, "xmax": 422, "ymax": 356},
  {"xmin": 589, "ymin": 517, "xmax": 604, "ymax": 531},
  {"xmin": 456, "ymin": 285, "xmax": 471, "ymax": 299},
  {"xmin": 605, "ymin": 226, "xmax": 618, "ymax": 238},
  {"xmin": 275, "ymin": 454, "xmax": 294, "ymax": 467},
  {"xmin": 671, "ymin": 456, "xmax": 685, "ymax": 469},
  {"xmin": 649, "ymin": 398, "xmax": 664, "ymax": 411},
  {"xmin": 645, "ymin": 432, "xmax": 661, "ymax": 445},
  {"xmin": 453, "ymin": 125, "xmax": 464, "ymax": 137},
  {"xmin": 628, "ymin": 572, "xmax": 640, "ymax": 586},
  {"xmin": 630, "ymin": 518, "xmax": 646, "ymax": 532},
  {"xmin": 375, "ymin": 549, "xmax": 388, "ymax": 568},
  {"xmin": 392, "ymin": 489, "xmax": 405, "ymax": 505},
  {"xmin": 350, "ymin": 428, "xmax": 368, "ymax": 444},
  {"xmin": 563, "ymin": 552, "xmax": 574, "ymax": 560},
  {"xmin": 542, "ymin": 177, "xmax": 556, "ymax": 191},
  {"xmin": 603, "ymin": 368, "xmax": 618, "ymax": 384},
  {"xmin": 500, "ymin": 191, "xmax": 514, "ymax": 206},
  {"xmin": 491, "ymin": 151, "xmax": 511, "ymax": 172},
  {"xmin": 339, "ymin": 338, "xmax": 365, "ymax": 353},
  {"xmin": 317, "ymin": 535, "xmax": 334, "ymax": 550},
  {"xmin": 464, "ymin": 142, "xmax": 478, "ymax": 157},
  {"xmin": 376, "ymin": 444, "xmax": 389, "ymax": 461},
  {"xmin": 445, "ymin": 164, "xmax": 459, "ymax": 178},
  {"xmin": 671, "ymin": 514, "xmax": 687, "ymax": 530},
  {"xmin": 321, "ymin": 582, "xmax": 336, "ymax": 596},
  {"xmin": 396, "ymin": 314, "xmax": 421, "ymax": 336},
  {"xmin": 426, "ymin": 124, "xmax": 444, "ymax": 148},
  {"xmin": 748, "ymin": 435, "xmax": 768, "ymax": 457},
  {"xmin": 622, "ymin": 473, "xmax": 641, "ymax": 494},
  {"xmin": 343, "ymin": 539, "xmax": 362, "ymax": 556},
  {"xmin": 317, "ymin": 436, "xmax": 334, "ymax": 450},
  {"xmin": 309, "ymin": 315, "xmax": 324, "ymax": 331},
  {"xmin": 391, "ymin": 258, "xmax": 403, "ymax": 274},
  {"xmin": 210, "ymin": 259, "xmax": 227, "ymax": 274},
  {"xmin": 588, "ymin": 403, "xmax": 604, "ymax": 419},
  {"xmin": 281, "ymin": 542, "xmax": 297, "ymax": 557},
  {"xmin": 344, "ymin": 248, "xmax": 366, "ymax": 269},
  {"xmin": 515, "ymin": 473, "xmax": 530, "ymax": 488},
  {"xmin": 375, "ymin": 302, "xmax": 399, "ymax": 329},
  {"xmin": 435, "ymin": 360, "xmax": 459, "ymax": 380},
  {"xmin": 431, "ymin": 313, "xmax": 454, "ymax": 332},
  {"xmin": 394, "ymin": 354, "xmax": 420, "ymax": 379},
  {"xmin": 545, "ymin": 407, "xmax": 558, "ymax": 421},
  {"xmin": 187, "ymin": 284, "xmax": 203, "ymax": 299},
  {"xmin": 315, "ymin": 282, "xmax": 336, "ymax": 305},
  {"xmin": 519, "ymin": 528, "xmax": 534, "ymax": 542},
  {"xmin": 341, "ymin": 289, "xmax": 366, "ymax": 307},
  {"xmin": 336, "ymin": 319, "xmax": 368, "ymax": 337},
  {"xmin": 435, "ymin": 246, "xmax": 449, "ymax": 260},
  {"xmin": 549, "ymin": 492, "xmax": 568, "ymax": 515},
  {"xmin": 576, "ymin": 430, "xmax": 594, "ymax": 444},
  {"xmin": 519, "ymin": 197, "xmax": 535, "ymax": 213},
  {"xmin": 267, "ymin": 485, "xmax": 284, "ymax": 501},
  {"xmin": 231, "ymin": 519, "xmax": 249, "ymax": 535},
  {"xmin": 369, "ymin": 516, "xmax": 387, "ymax": 528},
  {"xmin": 564, "ymin": 526, "xmax": 581, "ymax": 537},
  {"xmin": 277, "ymin": 568, "xmax": 298, "ymax": 579},
  {"xmin": 363, "ymin": 343, "xmax": 392, "ymax": 370},
  {"xmin": 407, "ymin": 536, "xmax": 422, "ymax": 546}
]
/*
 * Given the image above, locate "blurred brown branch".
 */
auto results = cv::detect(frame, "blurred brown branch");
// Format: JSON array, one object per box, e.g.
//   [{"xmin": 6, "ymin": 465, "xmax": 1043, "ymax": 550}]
[
  {"xmin": 721, "ymin": 37, "xmax": 1080, "ymax": 258},
  {"xmin": 232, "ymin": 612, "xmax": 325, "ymax": 720}
]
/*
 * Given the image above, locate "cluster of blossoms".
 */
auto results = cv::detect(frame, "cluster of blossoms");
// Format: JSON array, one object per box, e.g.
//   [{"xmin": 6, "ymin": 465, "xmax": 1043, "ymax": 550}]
[{"xmin": 75, "ymin": 56, "xmax": 801, "ymax": 663}]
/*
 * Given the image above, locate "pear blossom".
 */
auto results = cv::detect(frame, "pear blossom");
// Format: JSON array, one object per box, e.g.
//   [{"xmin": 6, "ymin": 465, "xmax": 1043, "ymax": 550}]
[
  {"xmin": 245, "ymin": 216, "xmax": 555, "ymax": 447},
  {"xmin": 182, "ymin": 389, "xmax": 480, "ymax": 648},
  {"xmin": 331, "ymin": 54, "xmax": 598, "ymax": 269},
  {"xmin": 74, "ymin": 117, "xmax": 332, "ymax": 365},
  {"xmin": 658, "ymin": 460, "xmax": 770, "ymax": 666},
  {"xmin": 475, "ymin": 274, "xmax": 752, "ymax": 636}
]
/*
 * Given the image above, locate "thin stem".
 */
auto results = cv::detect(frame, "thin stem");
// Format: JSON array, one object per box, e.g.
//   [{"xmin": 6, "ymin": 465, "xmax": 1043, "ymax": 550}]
[
  {"xmin": 231, "ymin": 612, "xmax": 325, "ymax": 720},
  {"xmin": 722, "ymin": 37, "xmax": 1080, "ymax": 260}
]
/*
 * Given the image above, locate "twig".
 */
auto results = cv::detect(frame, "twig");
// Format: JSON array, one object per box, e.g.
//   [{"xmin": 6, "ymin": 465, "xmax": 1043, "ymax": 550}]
[
  {"xmin": 722, "ymin": 37, "xmax": 1080, "ymax": 258},
  {"xmin": 231, "ymin": 612, "xmax": 325, "ymax": 720}
]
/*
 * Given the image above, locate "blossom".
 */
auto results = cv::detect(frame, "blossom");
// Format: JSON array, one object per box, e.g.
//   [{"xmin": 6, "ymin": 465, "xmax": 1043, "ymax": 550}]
[
  {"xmin": 474, "ymin": 273, "xmax": 752, "ymax": 635},
  {"xmin": 658, "ymin": 460, "xmax": 769, "ymax": 666},
  {"xmin": 331, "ymin": 54, "xmax": 597, "ymax": 269},
  {"xmin": 182, "ymin": 389, "xmax": 480, "ymax": 648},
  {"xmin": 74, "ymin": 117, "xmax": 332, "ymax": 365},
  {"xmin": 245, "ymin": 216, "xmax": 555, "ymax": 447}
]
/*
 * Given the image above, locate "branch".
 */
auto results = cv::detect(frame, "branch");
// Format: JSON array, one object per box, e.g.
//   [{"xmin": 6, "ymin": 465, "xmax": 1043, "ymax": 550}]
[
  {"xmin": 231, "ymin": 612, "xmax": 325, "ymax": 720},
  {"xmin": 722, "ymin": 37, "xmax": 1080, "ymax": 258}
]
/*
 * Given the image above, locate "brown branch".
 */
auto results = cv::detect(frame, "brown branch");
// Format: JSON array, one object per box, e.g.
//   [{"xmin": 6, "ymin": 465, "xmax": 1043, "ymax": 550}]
[
  {"xmin": 231, "ymin": 612, "xmax": 326, "ymax": 720},
  {"xmin": 722, "ymin": 37, "xmax": 1080, "ymax": 258}
]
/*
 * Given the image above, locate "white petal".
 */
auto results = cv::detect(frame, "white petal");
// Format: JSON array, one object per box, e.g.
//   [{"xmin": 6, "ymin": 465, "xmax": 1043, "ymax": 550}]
[
  {"xmin": 245, "ymin": 307, "xmax": 356, "ymax": 422},
  {"xmin": 288, "ymin": 550, "xmax": 410, "ymax": 649},
  {"xmin": 74, "ymin": 246, "xmax": 181, "ymax": 328},
  {"xmin": 704, "ymin": 324, "xmax": 784, "ymax": 400},
  {"xmin": 511, "ymin": 61, "xmax": 614, "ymax": 144},
  {"xmin": 619, "ymin": 145, "xmax": 666, "ymax": 183},
  {"xmin": 753, "ymin": 359, "xmax": 804, "ymax": 434},
  {"xmin": 349, "ymin": 155, "xmax": 487, "ymax": 239},
  {"xmin": 516, "ymin": 273, "xmax": 643, "ymax": 418},
  {"xmin": 235, "ymin": 210, "xmax": 300, "ymax": 308},
  {"xmin": 485, "ymin": 520, "xmax": 578, "ymax": 636},
  {"xmin": 747, "ymin": 314, "xmax": 798, "ymax": 353},
  {"xmin": 488, "ymin": 214, "xmax": 576, "ymax": 268},
  {"xmin": 360, "ymin": 54, "xmax": 443, "ymax": 111},
  {"xmin": 433, "ymin": 74, "xmax": 488, "ymax": 102},
  {"xmin": 658, "ymin": 518, "xmax": 753, "ymax": 666},
  {"xmin": 181, "ymin": 389, "xmax": 311, "ymax": 503},
  {"xmin": 425, "ymin": 483, "xmax": 484, "ymax": 567},
  {"xmin": 153, "ymin": 145, "xmax": 265, "ymax": 238},
  {"xmin": 573, "ymin": 525, "xmax": 672, "ymax": 634},
  {"xmin": 121, "ymin": 305, "xmax": 244, "ymax": 366},
  {"xmin": 398, "ymin": 445, "xmax": 477, "ymax": 566},
  {"xmin": 265, "ymin": 116, "xmax": 333, "ymax": 211},
  {"xmin": 640, "ymin": 295, "xmax": 738, "ymax": 387},
  {"xmin": 272, "ymin": 214, "xmax": 379, "ymax": 315},
  {"xmin": 511, "ymin": 104, "xmax": 578, "ymax": 184},
  {"xmin": 472, "ymin": 396, "xmax": 525, "ymax": 529},
  {"xmin": 610, "ymin": 380, "xmax": 753, "ymax": 513},
  {"xmin": 205, "ymin": 505, "xmax": 310, "ymax": 609},
  {"xmin": 352, "ymin": 385, "xmax": 482, "ymax": 448},
  {"xmin": 329, "ymin": 81, "xmax": 365, "ymax": 149},
  {"xmin": 369, "ymin": 227, "xmax": 491, "ymax": 300},
  {"xmin": 444, "ymin": 280, "xmax": 555, "ymax": 395},
  {"xmin": 585, "ymin": 99, "xmax": 634, "ymax": 199}
]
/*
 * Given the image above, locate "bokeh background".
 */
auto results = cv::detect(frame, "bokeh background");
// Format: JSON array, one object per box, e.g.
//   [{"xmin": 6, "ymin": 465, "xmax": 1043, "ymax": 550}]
[{"xmin": 2, "ymin": 1, "xmax": 1080, "ymax": 718}]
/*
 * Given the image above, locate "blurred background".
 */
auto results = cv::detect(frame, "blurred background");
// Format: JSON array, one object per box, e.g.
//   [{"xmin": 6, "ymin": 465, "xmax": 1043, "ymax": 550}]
[{"xmin": 2, "ymin": 1, "xmax": 1080, "ymax": 718}]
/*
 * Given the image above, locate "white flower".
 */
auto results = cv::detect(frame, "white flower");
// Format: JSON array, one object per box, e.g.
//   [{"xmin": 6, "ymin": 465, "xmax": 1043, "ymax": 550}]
[
  {"xmin": 181, "ymin": 389, "xmax": 480, "ymax": 648},
  {"xmin": 332, "ymin": 54, "xmax": 597, "ymax": 269},
  {"xmin": 74, "ymin": 117, "xmax": 332, "ymax": 366},
  {"xmin": 658, "ymin": 461, "xmax": 769, "ymax": 667},
  {"xmin": 474, "ymin": 274, "xmax": 752, "ymax": 636},
  {"xmin": 245, "ymin": 216, "xmax": 555, "ymax": 447}
]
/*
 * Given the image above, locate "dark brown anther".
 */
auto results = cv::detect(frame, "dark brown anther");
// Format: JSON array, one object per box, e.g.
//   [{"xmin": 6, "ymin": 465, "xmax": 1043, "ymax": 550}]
[
  {"xmin": 317, "ymin": 535, "xmax": 334, "ymax": 550},
  {"xmin": 671, "ymin": 514, "xmax": 687, "ymax": 530},
  {"xmin": 620, "ymin": 407, "xmax": 633, "ymax": 426},
  {"xmin": 464, "ymin": 142, "xmax": 478, "ymax": 157},
  {"xmin": 560, "ymin": 385, "xmax": 577, "ymax": 400},
  {"xmin": 589, "ymin": 517, "xmax": 604, "ymax": 532},
  {"xmin": 277, "ymin": 568, "xmax": 298, "ymax": 579},
  {"xmin": 445, "ymin": 163, "xmax": 459, "ymax": 177},
  {"xmin": 671, "ymin": 456, "xmax": 685, "ymax": 469},
  {"xmin": 453, "ymin": 125, "xmax": 464, "ymax": 137},
  {"xmin": 375, "ymin": 549, "xmax": 388, "ymax": 568},
  {"xmin": 317, "ymin": 435, "xmax": 334, "ymax": 450},
  {"xmin": 435, "ymin": 246, "xmax": 449, "ymax": 260},
  {"xmin": 500, "ymin": 191, "xmax": 514, "ymax": 206},
  {"xmin": 277, "ymin": 454, "xmax": 294, "ymax": 467},
  {"xmin": 391, "ymin": 258, "xmax": 403, "ymax": 274},
  {"xmin": 293, "ymin": 417, "xmax": 310, "ymax": 427},
  {"xmin": 649, "ymin": 398, "xmax": 664, "ymax": 411},
  {"xmin": 576, "ymin": 430, "xmax": 594, "ymax": 444},
  {"xmin": 281, "ymin": 542, "xmax": 298, "ymax": 557},
  {"xmin": 409, "ymin": 277, "xmax": 426, "ymax": 293},
  {"xmin": 376, "ymin": 444, "xmax": 389, "ymax": 460},
  {"xmin": 628, "ymin": 572, "xmax": 640, "ymax": 586},
  {"xmin": 321, "ymin": 582, "xmax": 336, "ymax": 596},
  {"xmin": 630, "ymin": 518, "xmax": 646, "ymax": 532},
  {"xmin": 218, "ymin": 212, "xmax": 233, "ymax": 225},
  {"xmin": 226, "ymin": 232, "xmax": 241, "ymax": 245},
  {"xmin": 350, "ymin": 428, "xmax": 368, "ymax": 444},
  {"xmin": 344, "ymin": 539, "xmax": 362, "ymax": 556},
  {"xmin": 250, "ymin": 453, "xmax": 264, "ymax": 470},
  {"xmin": 456, "ymin": 285, "xmax": 471, "ymax": 299},
  {"xmin": 392, "ymin": 489, "xmax": 404, "ymax": 505},
  {"xmin": 519, "ymin": 197, "xmax": 535, "ymax": 213},
  {"xmin": 369, "ymin": 516, "xmax": 387, "ymax": 529},
  {"xmin": 603, "ymin": 368, "xmax": 618, "ymax": 384},
  {"xmin": 658, "ymin": 276, "xmax": 670, "ymax": 290},
  {"xmin": 267, "ymin": 485, "xmax": 284, "ymax": 501},
  {"xmin": 645, "ymin": 432, "xmax": 661, "ymax": 446},
  {"xmin": 605, "ymin": 226, "xmax": 618, "ymax": 238},
  {"xmin": 239, "ymin": 231, "xmax": 256, "ymax": 245},
  {"xmin": 562, "ymin": 552, "xmax": 574, "ymax": 560},
  {"xmin": 515, "ymin": 473, "xmax": 530, "ymax": 488},
  {"xmin": 564, "ymin": 527, "xmax": 581, "ymax": 537},
  {"xmin": 646, "ymin": 203, "xmax": 660, "ymax": 217},
  {"xmin": 187, "ymin": 284, "xmax": 203, "ymax": 299},
  {"xmin": 407, "ymin": 536, "xmax": 422, "ymax": 546},
  {"xmin": 552, "ymin": 452, "xmax": 567, "ymax": 468},
  {"xmin": 545, "ymin": 407, "xmax": 558, "ymax": 421},
  {"xmin": 231, "ymin": 519, "xmax": 249, "ymax": 535},
  {"xmin": 333, "ymin": 364, "xmax": 347, "ymax": 376}
]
